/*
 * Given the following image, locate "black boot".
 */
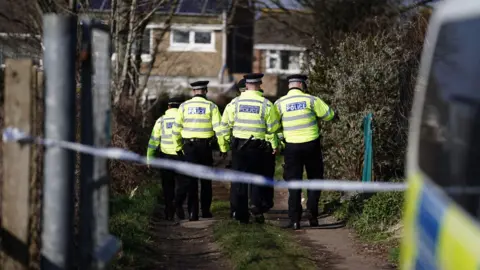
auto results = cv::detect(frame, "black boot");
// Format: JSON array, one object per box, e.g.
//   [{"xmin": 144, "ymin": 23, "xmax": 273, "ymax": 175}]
[
  {"xmin": 164, "ymin": 207, "xmax": 174, "ymax": 221},
  {"xmin": 250, "ymin": 205, "xmax": 265, "ymax": 224},
  {"xmin": 176, "ymin": 207, "xmax": 185, "ymax": 220},
  {"xmin": 189, "ymin": 212, "xmax": 199, "ymax": 221},
  {"xmin": 292, "ymin": 222, "xmax": 301, "ymax": 230},
  {"xmin": 309, "ymin": 218, "xmax": 319, "ymax": 227},
  {"xmin": 304, "ymin": 210, "xmax": 318, "ymax": 227}
]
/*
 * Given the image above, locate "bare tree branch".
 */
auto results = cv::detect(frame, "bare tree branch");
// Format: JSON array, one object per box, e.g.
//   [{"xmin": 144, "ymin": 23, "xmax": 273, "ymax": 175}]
[
  {"xmin": 134, "ymin": 0, "xmax": 179, "ymax": 113},
  {"xmin": 133, "ymin": 0, "xmax": 168, "ymax": 32}
]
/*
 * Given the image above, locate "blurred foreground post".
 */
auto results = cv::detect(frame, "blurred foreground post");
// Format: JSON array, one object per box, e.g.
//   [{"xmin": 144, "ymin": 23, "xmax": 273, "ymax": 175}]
[
  {"xmin": 90, "ymin": 22, "xmax": 118, "ymax": 269},
  {"xmin": 78, "ymin": 20, "xmax": 120, "ymax": 270},
  {"xmin": 1, "ymin": 59, "xmax": 34, "ymax": 269},
  {"xmin": 41, "ymin": 14, "xmax": 77, "ymax": 270}
]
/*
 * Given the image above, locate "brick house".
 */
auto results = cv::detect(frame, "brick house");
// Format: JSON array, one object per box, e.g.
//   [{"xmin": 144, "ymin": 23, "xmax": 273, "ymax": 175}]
[
  {"xmin": 247, "ymin": 9, "xmax": 314, "ymax": 98},
  {"xmin": 0, "ymin": 0, "xmax": 255, "ymax": 101},
  {"xmin": 90, "ymin": 0, "xmax": 254, "ymax": 101}
]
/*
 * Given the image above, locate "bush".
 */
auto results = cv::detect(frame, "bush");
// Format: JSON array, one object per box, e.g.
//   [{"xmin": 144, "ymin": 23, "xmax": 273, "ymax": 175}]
[
  {"xmin": 309, "ymin": 9, "xmax": 429, "ymax": 182},
  {"xmin": 108, "ymin": 99, "xmax": 163, "ymax": 194},
  {"xmin": 307, "ymin": 3, "xmax": 431, "ymax": 242}
]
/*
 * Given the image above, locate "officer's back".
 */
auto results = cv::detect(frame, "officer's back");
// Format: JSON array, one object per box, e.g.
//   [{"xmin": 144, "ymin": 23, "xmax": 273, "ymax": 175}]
[
  {"xmin": 172, "ymin": 80, "xmax": 227, "ymax": 221},
  {"xmin": 222, "ymin": 73, "xmax": 280, "ymax": 224},
  {"xmin": 275, "ymin": 74, "xmax": 335, "ymax": 230}
]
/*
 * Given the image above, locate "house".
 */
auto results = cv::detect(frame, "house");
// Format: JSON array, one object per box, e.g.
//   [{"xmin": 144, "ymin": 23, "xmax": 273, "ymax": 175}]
[
  {"xmin": 247, "ymin": 8, "xmax": 315, "ymax": 98},
  {"xmin": 0, "ymin": 1, "xmax": 312, "ymax": 102},
  {"xmin": 90, "ymin": 0, "xmax": 255, "ymax": 101},
  {"xmin": 0, "ymin": 0, "xmax": 254, "ymax": 102}
]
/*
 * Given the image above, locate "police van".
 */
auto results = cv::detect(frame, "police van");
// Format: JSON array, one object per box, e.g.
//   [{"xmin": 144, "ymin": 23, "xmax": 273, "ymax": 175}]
[{"xmin": 401, "ymin": 0, "xmax": 480, "ymax": 269}]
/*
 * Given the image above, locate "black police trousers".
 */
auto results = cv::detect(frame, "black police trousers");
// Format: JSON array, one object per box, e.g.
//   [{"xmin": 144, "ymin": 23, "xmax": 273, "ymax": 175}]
[
  {"xmin": 160, "ymin": 153, "xmax": 180, "ymax": 219},
  {"xmin": 175, "ymin": 139, "xmax": 213, "ymax": 216},
  {"xmin": 261, "ymin": 151, "xmax": 276, "ymax": 211},
  {"xmin": 230, "ymin": 139, "xmax": 267, "ymax": 222},
  {"xmin": 283, "ymin": 138, "xmax": 324, "ymax": 222}
]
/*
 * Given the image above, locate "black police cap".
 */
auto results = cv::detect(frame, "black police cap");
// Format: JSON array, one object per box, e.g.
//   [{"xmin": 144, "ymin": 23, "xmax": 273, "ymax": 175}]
[
  {"xmin": 190, "ymin": 80, "xmax": 209, "ymax": 90},
  {"xmin": 287, "ymin": 74, "xmax": 308, "ymax": 83},
  {"xmin": 168, "ymin": 96, "xmax": 184, "ymax": 105},
  {"xmin": 237, "ymin": 78, "xmax": 246, "ymax": 89},
  {"xmin": 243, "ymin": 73, "xmax": 264, "ymax": 84}
]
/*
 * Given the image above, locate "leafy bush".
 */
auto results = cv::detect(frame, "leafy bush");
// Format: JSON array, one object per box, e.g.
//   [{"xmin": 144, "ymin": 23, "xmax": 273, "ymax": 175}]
[
  {"xmin": 307, "ymin": 2, "xmax": 431, "ymax": 242},
  {"xmin": 309, "ymin": 8, "xmax": 429, "ymax": 183}
]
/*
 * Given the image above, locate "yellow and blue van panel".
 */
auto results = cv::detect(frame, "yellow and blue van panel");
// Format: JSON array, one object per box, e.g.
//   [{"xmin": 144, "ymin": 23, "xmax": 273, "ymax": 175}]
[{"xmin": 401, "ymin": 172, "xmax": 480, "ymax": 270}]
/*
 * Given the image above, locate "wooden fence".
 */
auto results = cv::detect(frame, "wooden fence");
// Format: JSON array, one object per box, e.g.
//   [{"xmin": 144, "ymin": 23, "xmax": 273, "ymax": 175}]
[{"xmin": 1, "ymin": 59, "xmax": 44, "ymax": 269}]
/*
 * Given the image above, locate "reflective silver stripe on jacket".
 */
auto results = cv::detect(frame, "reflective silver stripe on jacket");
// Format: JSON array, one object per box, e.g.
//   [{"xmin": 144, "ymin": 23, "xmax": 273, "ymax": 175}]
[
  {"xmin": 282, "ymin": 121, "xmax": 317, "ymax": 131},
  {"xmin": 182, "ymin": 127, "xmax": 213, "ymax": 132},
  {"xmin": 232, "ymin": 126, "xmax": 266, "ymax": 133}
]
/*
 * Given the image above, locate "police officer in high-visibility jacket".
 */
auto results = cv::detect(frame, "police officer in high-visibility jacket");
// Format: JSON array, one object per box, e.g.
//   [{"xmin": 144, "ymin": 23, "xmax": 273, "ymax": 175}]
[
  {"xmin": 222, "ymin": 73, "xmax": 280, "ymax": 224},
  {"xmin": 146, "ymin": 96, "xmax": 184, "ymax": 220},
  {"xmin": 275, "ymin": 74, "xmax": 335, "ymax": 230},
  {"xmin": 172, "ymin": 81, "xmax": 228, "ymax": 221}
]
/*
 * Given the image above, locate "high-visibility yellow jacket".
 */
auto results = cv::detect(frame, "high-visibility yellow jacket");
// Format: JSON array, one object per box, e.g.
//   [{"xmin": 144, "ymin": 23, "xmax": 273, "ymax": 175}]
[
  {"xmin": 275, "ymin": 88, "xmax": 334, "ymax": 144},
  {"xmin": 172, "ymin": 96, "xmax": 228, "ymax": 152},
  {"xmin": 222, "ymin": 90, "xmax": 280, "ymax": 148},
  {"xmin": 147, "ymin": 108, "xmax": 179, "ymax": 161}
]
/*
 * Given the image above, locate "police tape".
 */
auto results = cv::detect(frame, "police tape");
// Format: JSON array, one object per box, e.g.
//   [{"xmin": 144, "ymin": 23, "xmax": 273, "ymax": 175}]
[{"xmin": 1, "ymin": 127, "xmax": 409, "ymax": 192}]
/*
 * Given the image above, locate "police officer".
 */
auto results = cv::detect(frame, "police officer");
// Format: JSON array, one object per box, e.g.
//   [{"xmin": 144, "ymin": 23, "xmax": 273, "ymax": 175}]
[
  {"xmin": 275, "ymin": 74, "xmax": 335, "ymax": 230},
  {"xmin": 172, "ymin": 81, "xmax": 228, "ymax": 221},
  {"xmin": 222, "ymin": 73, "xmax": 280, "ymax": 223},
  {"xmin": 147, "ymin": 96, "xmax": 184, "ymax": 220}
]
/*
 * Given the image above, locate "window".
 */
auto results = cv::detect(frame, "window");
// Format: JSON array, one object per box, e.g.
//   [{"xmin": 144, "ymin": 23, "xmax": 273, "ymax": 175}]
[
  {"xmin": 266, "ymin": 50, "xmax": 303, "ymax": 74},
  {"xmin": 169, "ymin": 29, "xmax": 215, "ymax": 52},
  {"xmin": 141, "ymin": 29, "xmax": 151, "ymax": 55},
  {"xmin": 172, "ymin": 30, "xmax": 189, "ymax": 44},
  {"xmin": 194, "ymin": 31, "xmax": 211, "ymax": 44}
]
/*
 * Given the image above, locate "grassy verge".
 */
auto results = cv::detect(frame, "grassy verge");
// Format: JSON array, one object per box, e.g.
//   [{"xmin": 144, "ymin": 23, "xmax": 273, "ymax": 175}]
[
  {"xmin": 211, "ymin": 199, "xmax": 317, "ymax": 270},
  {"xmin": 109, "ymin": 182, "xmax": 160, "ymax": 269}
]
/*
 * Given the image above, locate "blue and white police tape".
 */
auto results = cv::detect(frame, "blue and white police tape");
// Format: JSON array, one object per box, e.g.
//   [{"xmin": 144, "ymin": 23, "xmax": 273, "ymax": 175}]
[{"xmin": 2, "ymin": 127, "xmax": 407, "ymax": 192}]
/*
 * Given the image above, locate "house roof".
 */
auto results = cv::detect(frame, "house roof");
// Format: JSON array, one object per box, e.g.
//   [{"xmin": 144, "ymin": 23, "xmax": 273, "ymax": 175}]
[
  {"xmin": 90, "ymin": 0, "xmax": 232, "ymax": 15},
  {"xmin": 254, "ymin": 10, "xmax": 314, "ymax": 47}
]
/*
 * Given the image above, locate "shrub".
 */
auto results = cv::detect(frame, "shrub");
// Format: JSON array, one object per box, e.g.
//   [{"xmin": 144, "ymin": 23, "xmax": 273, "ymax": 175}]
[{"xmin": 308, "ymin": 10, "xmax": 428, "ymax": 182}]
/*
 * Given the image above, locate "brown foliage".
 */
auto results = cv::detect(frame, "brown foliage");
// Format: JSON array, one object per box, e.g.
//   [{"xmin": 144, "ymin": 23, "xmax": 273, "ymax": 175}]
[{"xmin": 109, "ymin": 99, "xmax": 158, "ymax": 194}]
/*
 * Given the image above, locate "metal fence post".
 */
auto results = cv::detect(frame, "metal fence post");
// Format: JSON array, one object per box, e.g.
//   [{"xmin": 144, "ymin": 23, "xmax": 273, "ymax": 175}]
[
  {"xmin": 41, "ymin": 14, "xmax": 77, "ymax": 270},
  {"xmin": 79, "ymin": 19, "xmax": 95, "ymax": 270},
  {"xmin": 90, "ymin": 21, "xmax": 120, "ymax": 269},
  {"xmin": 362, "ymin": 113, "xmax": 373, "ymax": 182}
]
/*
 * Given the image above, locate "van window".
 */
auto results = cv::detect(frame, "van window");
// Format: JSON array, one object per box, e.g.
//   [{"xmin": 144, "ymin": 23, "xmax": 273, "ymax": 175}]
[{"xmin": 418, "ymin": 16, "xmax": 480, "ymax": 218}]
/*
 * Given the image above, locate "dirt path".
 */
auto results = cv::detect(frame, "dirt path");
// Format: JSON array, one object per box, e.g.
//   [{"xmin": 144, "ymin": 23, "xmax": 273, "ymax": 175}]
[
  {"xmin": 266, "ymin": 189, "xmax": 396, "ymax": 270},
  {"xmin": 146, "ymin": 151, "xmax": 394, "ymax": 269},
  {"xmin": 148, "ymin": 181, "xmax": 232, "ymax": 270}
]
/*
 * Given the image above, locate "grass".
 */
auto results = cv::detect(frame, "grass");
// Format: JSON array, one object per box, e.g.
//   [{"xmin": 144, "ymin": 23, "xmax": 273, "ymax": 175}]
[
  {"xmin": 211, "ymin": 199, "xmax": 317, "ymax": 270},
  {"xmin": 389, "ymin": 246, "xmax": 400, "ymax": 264},
  {"xmin": 109, "ymin": 182, "xmax": 160, "ymax": 269}
]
